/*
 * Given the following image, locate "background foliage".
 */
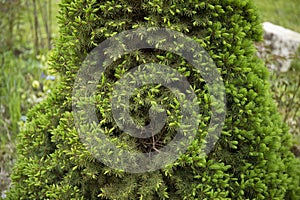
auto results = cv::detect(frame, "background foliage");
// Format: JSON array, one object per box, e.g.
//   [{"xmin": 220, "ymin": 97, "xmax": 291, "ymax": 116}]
[
  {"xmin": 253, "ymin": 0, "xmax": 300, "ymax": 155},
  {"xmin": 0, "ymin": 0, "xmax": 60, "ymax": 196},
  {"xmin": 253, "ymin": 0, "xmax": 300, "ymax": 32}
]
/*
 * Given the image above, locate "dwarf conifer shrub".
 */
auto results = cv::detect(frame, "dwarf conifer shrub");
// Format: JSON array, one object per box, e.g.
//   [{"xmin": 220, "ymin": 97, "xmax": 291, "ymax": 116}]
[{"xmin": 7, "ymin": 0, "xmax": 300, "ymax": 199}]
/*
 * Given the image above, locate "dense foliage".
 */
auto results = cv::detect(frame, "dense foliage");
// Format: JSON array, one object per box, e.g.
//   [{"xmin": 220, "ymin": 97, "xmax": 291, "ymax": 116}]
[{"xmin": 7, "ymin": 0, "xmax": 300, "ymax": 199}]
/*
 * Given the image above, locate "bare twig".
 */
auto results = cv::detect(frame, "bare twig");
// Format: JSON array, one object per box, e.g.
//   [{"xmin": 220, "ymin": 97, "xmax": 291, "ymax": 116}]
[{"xmin": 32, "ymin": 0, "xmax": 39, "ymax": 55}]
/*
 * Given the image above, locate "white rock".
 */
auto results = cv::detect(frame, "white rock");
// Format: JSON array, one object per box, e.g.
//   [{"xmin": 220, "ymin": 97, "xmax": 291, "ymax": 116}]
[{"xmin": 258, "ymin": 22, "xmax": 300, "ymax": 72}]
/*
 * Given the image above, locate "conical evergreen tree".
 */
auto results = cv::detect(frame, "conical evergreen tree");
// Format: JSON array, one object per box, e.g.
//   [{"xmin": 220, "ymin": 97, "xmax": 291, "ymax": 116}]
[{"xmin": 7, "ymin": 0, "xmax": 300, "ymax": 199}]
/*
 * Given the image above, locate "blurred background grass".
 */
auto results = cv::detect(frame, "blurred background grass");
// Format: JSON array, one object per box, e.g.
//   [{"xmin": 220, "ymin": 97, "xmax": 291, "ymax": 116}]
[
  {"xmin": 253, "ymin": 0, "xmax": 300, "ymax": 32},
  {"xmin": 0, "ymin": 0, "xmax": 60, "ymax": 195},
  {"xmin": 0, "ymin": 0, "xmax": 300, "ymax": 197},
  {"xmin": 253, "ymin": 0, "xmax": 300, "ymax": 153}
]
